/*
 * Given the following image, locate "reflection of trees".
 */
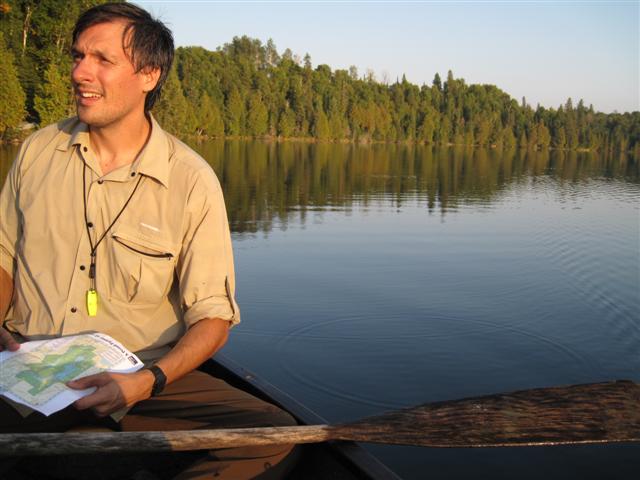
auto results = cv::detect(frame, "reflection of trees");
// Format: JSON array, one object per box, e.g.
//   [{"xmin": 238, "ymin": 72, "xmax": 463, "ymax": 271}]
[{"xmin": 189, "ymin": 141, "xmax": 639, "ymax": 235}]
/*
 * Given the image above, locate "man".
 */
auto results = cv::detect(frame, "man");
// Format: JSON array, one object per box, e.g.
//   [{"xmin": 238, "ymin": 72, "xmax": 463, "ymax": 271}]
[{"xmin": 0, "ymin": 3, "xmax": 296, "ymax": 478}]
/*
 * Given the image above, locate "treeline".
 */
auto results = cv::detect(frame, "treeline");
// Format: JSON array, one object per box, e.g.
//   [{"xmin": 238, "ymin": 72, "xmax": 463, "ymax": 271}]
[
  {"xmin": 160, "ymin": 40, "xmax": 640, "ymax": 154},
  {"xmin": 1, "ymin": 1, "xmax": 639, "ymax": 154}
]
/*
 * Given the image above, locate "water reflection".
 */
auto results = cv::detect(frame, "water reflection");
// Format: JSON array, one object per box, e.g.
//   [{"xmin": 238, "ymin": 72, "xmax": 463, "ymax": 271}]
[{"xmin": 187, "ymin": 141, "xmax": 639, "ymax": 234}]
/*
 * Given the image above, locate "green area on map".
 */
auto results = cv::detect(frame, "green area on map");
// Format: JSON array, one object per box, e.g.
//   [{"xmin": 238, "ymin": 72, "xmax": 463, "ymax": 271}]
[{"xmin": 15, "ymin": 345, "xmax": 97, "ymax": 395}]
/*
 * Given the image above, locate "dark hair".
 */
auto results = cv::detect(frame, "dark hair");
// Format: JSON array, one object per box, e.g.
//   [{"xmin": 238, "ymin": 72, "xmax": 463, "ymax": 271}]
[{"xmin": 72, "ymin": 2, "xmax": 174, "ymax": 112}]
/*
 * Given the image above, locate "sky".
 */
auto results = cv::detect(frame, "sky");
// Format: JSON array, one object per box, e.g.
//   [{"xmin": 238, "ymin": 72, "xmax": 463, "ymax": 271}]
[{"xmin": 137, "ymin": 0, "xmax": 640, "ymax": 113}]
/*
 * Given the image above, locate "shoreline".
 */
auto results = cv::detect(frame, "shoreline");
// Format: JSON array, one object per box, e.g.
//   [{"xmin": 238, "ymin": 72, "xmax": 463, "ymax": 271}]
[{"xmin": 3, "ymin": 129, "xmax": 634, "ymax": 155}]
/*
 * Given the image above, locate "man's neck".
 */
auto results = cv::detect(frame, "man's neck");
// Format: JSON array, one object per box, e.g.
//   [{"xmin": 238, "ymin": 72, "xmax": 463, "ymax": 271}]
[{"xmin": 89, "ymin": 114, "xmax": 152, "ymax": 176}]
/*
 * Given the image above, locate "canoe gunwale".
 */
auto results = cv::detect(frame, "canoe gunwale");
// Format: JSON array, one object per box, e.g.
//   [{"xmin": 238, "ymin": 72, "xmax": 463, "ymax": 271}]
[{"xmin": 201, "ymin": 353, "xmax": 403, "ymax": 480}]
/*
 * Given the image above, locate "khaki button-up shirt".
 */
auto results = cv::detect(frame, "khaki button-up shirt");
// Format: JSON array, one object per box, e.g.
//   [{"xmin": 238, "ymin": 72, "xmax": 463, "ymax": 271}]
[{"xmin": 0, "ymin": 116, "xmax": 239, "ymax": 361}]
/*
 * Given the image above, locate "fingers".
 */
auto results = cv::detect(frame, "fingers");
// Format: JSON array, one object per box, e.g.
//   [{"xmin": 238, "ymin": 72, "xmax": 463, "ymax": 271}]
[
  {"xmin": 69, "ymin": 373, "xmax": 124, "ymax": 417},
  {"xmin": 0, "ymin": 328, "xmax": 20, "ymax": 352},
  {"xmin": 73, "ymin": 387, "xmax": 113, "ymax": 416},
  {"xmin": 67, "ymin": 372, "xmax": 111, "ymax": 390}
]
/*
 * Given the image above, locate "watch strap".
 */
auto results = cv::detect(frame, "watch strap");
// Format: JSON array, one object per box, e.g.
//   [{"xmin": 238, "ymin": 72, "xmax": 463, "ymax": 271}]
[{"xmin": 146, "ymin": 365, "xmax": 167, "ymax": 396}]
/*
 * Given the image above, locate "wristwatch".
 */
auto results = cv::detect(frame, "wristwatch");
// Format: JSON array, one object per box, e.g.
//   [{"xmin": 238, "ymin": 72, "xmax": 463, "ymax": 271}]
[{"xmin": 145, "ymin": 365, "xmax": 167, "ymax": 396}]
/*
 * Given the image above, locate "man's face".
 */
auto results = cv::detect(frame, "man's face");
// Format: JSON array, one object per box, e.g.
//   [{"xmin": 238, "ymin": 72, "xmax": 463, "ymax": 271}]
[{"xmin": 71, "ymin": 21, "xmax": 154, "ymax": 128}]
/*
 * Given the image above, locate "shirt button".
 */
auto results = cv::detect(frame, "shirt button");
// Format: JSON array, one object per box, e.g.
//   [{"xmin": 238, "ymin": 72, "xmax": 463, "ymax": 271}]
[
  {"xmin": 130, "ymin": 172, "xmax": 136, "ymax": 177},
  {"xmin": 71, "ymin": 307, "xmax": 77, "ymax": 313},
  {"xmin": 83, "ymin": 147, "xmax": 88, "ymax": 152},
  {"xmin": 87, "ymin": 222, "xmax": 93, "ymax": 228},
  {"xmin": 97, "ymin": 179, "xmax": 104, "ymax": 185},
  {"xmin": 80, "ymin": 265, "xmax": 85, "ymax": 271}
]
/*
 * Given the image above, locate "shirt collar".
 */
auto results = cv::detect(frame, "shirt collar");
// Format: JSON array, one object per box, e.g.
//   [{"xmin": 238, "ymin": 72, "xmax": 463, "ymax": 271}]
[
  {"xmin": 59, "ymin": 114, "xmax": 171, "ymax": 188},
  {"xmin": 134, "ymin": 114, "xmax": 171, "ymax": 188},
  {"xmin": 62, "ymin": 119, "xmax": 89, "ymax": 152}
]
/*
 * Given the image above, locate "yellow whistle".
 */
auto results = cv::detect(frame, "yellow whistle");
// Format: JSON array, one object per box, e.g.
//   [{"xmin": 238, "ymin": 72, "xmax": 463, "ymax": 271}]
[{"xmin": 86, "ymin": 289, "xmax": 98, "ymax": 316}]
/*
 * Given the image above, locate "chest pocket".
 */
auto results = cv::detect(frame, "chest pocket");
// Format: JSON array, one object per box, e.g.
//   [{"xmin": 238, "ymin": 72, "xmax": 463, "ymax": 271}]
[{"xmin": 107, "ymin": 225, "xmax": 179, "ymax": 305}]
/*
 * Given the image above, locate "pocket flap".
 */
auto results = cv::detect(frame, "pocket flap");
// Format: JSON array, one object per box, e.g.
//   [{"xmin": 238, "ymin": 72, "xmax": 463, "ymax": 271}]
[{"xmin": 112, "ymin": 224, "xmax": 178, "ymax": 256}]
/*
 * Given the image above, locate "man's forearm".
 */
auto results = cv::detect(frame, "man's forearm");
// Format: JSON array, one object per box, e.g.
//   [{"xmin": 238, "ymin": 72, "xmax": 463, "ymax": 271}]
[
  {"xmin": 0, "ymin": 266, "xmax": 19, "ymax": 351},
  {"xmin": 0, "ymin": 266, "xmax": 13, "ymax": 321},
  {"xmin": 152, "ymin": 317, "xmax": 230, "ymax": 386}
]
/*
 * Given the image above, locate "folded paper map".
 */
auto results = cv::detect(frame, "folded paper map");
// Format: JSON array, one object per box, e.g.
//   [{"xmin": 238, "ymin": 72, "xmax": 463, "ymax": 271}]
[{"xmin": 0, "ymin": 333, "xmax": 143, "ymax": 416}]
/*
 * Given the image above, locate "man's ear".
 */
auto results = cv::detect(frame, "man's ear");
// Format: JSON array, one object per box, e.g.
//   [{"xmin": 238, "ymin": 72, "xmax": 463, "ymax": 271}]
[{"xmin": 142, "ymin": 67, "xmax": 161, "ymax": 93}]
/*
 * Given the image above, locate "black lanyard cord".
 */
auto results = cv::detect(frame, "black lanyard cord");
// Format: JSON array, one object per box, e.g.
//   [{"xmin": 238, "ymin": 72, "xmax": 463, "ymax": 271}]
[{"xmin": 82, "ymin": 161, "xmax": 144, "ymax": 290}]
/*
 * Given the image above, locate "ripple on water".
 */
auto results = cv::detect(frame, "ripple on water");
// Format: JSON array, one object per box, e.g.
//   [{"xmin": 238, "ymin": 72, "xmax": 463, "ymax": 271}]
[
  {"xmin": 529, "ymin": 180, "xmax": 640, "ymax": 360},
  {"xmin": 267, "ymin": 309, "xmax": 601, "ymax": 411}
]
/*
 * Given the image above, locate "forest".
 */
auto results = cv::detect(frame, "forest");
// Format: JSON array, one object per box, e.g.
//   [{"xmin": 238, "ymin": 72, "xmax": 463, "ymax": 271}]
[{"xmin": 1, "ymin": 0, "xmax": 639, "ymax": 154}]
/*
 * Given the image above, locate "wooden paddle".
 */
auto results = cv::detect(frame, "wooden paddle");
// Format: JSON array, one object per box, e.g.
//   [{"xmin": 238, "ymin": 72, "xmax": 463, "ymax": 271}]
[{"xmin": 1, "ymin": 380, "xmax": 638, "ymax": 456}]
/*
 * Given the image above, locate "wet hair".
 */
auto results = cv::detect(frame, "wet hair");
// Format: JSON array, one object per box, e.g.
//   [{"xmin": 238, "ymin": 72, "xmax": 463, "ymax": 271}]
[{"xmin": 72, "ymin": 2, "xmax": 174, "ymax": 112}]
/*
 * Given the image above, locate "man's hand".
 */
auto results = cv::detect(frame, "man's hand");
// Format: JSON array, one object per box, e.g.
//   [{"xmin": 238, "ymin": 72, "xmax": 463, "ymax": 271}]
[
  {"xmin": 0, "ymin": 327, "xmax": 20, "ymax": 352},
  {"xmin": 67, "ymin": 317, "xmax": 228, "ymax": 417},
  {"xmin": 67, "ymin": 369, "xmax": 154, "ymax": 417}
]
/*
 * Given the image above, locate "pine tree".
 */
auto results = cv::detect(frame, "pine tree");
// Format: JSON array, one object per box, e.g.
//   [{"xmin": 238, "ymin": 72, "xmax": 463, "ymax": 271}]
[
  {"xmin": 553, "ymin": 126, "xmax": 566, "ymax": 149},
  {"xmin": 265, "ymin": 38, "xmax": 279, "ymax": 66},
  {"xmin": 329, "ymin": 106, "xmax": 348, "ymax": 140},
  {"xmin": 154, "ymin": 67, "xmax": 195, "ymax": 137},
  {"xmin": 199, "ymin": 93, "xmax": 225, "ymax": 137},
  {"xmin": 247, "ymin": 91, "xmax": 268, "ymax": 136},
  {"xmin": 475, "ymin": 117, "xmax": 492, "ymax": 146},
  {"xmin": 527, "ymin": 123, "xmax": 538, "ymax": 149},
  {"xmin": 278, "ymin": 108, "xmax": 296, "ymax": 137},
  {"xmin": 537, "ymin": 121, "xmax": 551, "ymax": 149},
  {"xmin": 374, "ymin": 104, "xmax": 392, "ymax": 141},
  {"xmin": 0, "ymin": 32, "xmax": 26, "ymax": 136},
  {"xmin": 432, "ymin": 73, "xmax": 442, "ymax": 91},
  {"xmin": 417, "ymin": 114, "xmax": 435, "ymax": 144},
  {"xmin": 564, "ymin": 98, "xmax": 579, "ymax": 148},
  {"xmin": 225, "ymin": 87, "xmax": 245, "ymax": 136},
  {"xmin": 312, "ymin": 105, "xmax": 330, "ymax": 140},
  {"xmin": 34, "ymin": 59, "xmax": 73, "ymax": 126}
]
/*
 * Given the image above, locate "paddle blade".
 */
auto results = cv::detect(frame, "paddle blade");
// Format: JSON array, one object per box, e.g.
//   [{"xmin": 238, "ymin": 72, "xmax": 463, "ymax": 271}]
[{"xmin": 332, "ymin": 380, "xmax": 640, "ymax": 447}]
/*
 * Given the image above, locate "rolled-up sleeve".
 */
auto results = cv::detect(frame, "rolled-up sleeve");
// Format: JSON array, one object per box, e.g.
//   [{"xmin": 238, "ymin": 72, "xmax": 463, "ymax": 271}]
[
  {"xmin": 178, "ymin": 167, "xmax": 240, "ymax": 328},
  {"xmin": 0, "ymin": 146, "xmax": 23, "ymax": 278}
]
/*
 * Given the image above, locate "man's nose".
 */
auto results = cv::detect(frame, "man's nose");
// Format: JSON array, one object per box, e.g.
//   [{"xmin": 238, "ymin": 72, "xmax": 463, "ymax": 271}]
[{"xmin": 71, "ymin": 57, "xmax": 94, "ymax": 84}]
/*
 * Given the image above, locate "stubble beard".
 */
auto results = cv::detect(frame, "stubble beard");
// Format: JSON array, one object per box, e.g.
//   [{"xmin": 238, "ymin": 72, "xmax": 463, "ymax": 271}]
[
  {"xmin": 76, "ymin": 101, "xmax": 132, "ymax": 130},
  {"xmin": 76, "ymin": 103, "xmax": 108, "ymax": 128}
]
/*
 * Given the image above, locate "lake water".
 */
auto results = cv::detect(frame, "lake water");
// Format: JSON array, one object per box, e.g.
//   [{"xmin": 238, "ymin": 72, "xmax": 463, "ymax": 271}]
[{"xmin": 1, "ymin": 142, "xmax": 638, "ymax": 479}]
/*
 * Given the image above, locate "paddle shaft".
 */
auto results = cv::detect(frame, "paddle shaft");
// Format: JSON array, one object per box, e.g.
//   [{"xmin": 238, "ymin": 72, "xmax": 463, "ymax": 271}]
[
  {"xmin": 0, "ymin": 426, "xmax": 333, "ymax": 456},
  {"xmin": 1, "ymin": 380, "xmax": 638, "ymax": 456}
]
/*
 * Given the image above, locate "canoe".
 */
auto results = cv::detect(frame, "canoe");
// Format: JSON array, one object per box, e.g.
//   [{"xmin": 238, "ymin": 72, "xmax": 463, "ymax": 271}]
[
  {"xmin": 3, "ymin": 353, "xmax": 402, "ymax": 480},
  {"xmin": 200, "ymin": 353, "xmax": 403, "ymax": 480}
]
